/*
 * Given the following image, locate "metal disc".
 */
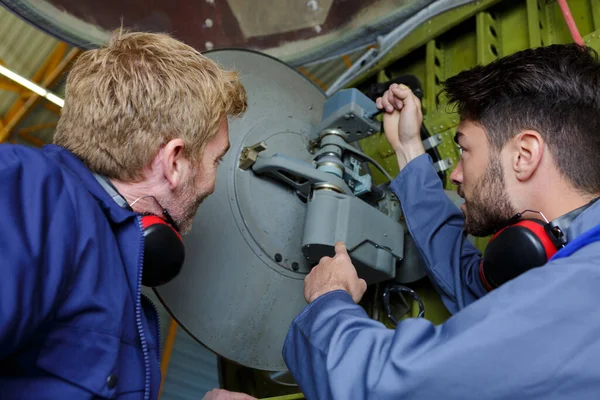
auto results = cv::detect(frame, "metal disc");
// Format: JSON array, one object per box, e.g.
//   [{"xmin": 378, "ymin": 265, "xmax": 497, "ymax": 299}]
[{"xmin": 155, "ymin": 49, "xmax": 325, "ymax": 371}]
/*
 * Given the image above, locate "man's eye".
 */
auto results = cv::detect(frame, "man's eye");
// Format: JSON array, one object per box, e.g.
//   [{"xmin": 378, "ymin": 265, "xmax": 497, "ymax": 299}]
[{"xmin": 216, "ymin": 157, "xmax": 224, "ymax": 165}]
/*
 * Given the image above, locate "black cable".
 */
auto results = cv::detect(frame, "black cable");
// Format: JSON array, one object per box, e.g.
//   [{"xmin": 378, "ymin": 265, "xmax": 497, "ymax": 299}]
[{"xmin": 382, "ymin": 284, "xmax": 425, "ymax": 326}]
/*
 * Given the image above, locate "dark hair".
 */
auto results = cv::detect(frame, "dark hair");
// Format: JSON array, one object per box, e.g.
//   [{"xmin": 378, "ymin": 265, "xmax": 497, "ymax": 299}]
[{"xmin": 441, "ymin": 44, "xmax": 600, "ymax": 194}]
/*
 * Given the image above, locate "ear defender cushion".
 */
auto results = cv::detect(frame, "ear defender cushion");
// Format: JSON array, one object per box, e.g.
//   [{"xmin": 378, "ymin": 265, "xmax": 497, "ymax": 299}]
[
  {"xmin": 140, "ymin": 215, "xmax": 185, "ymax": 287},
  {"xmin": 479, "ymin": 219, "xmax": 559, "ymax": 291}
]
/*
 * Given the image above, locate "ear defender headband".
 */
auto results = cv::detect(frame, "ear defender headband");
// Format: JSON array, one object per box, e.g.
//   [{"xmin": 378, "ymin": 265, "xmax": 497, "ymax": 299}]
[
  {"xmin": 479, "ymin": 198, "xmax": 599, "ymax": 291},
  {"xmin": 93, "ymin": 174, "xmax": 185, "ymax": 287}
]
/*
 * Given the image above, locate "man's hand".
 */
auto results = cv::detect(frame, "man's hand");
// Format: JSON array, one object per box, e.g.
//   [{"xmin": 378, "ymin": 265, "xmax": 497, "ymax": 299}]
[
  {"xmin": 202, "ymin": 389, "xmax": 257, "ymax": 400},
  {"xmin": 375, "ymin": 84, "xmax": 425, "ymax": 170},
  {"xmin": 304, "ymin": 242, "xmax": 367, "ymax": 304}
]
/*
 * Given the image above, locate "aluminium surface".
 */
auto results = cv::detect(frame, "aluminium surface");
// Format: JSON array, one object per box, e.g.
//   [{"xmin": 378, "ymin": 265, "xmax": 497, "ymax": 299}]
[{"xmin": 154, "ymin": 49, "xmax": 326, "ymax": 371}]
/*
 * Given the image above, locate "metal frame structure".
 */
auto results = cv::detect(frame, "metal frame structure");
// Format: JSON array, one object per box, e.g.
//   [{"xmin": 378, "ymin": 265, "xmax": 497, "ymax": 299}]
[{"xmin": 0, "ymin": 41, "xmax": 80, "ymax": 145}]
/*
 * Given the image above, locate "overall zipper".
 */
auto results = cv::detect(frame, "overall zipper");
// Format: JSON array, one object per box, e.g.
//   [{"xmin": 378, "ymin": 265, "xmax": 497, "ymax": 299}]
[
  {"xmin": 141, "ymin": 293, "xmax": 162, "ymax": 362},
  {"xmin": 135, "ymin": 216, "xmax": 152, "ymax": 400}
]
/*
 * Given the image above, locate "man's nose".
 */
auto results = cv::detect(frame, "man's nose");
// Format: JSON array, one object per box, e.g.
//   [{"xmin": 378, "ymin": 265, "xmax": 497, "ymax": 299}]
[{"xmin": 450, "ymin": 159, "xmax": 463, "ymax": 185}]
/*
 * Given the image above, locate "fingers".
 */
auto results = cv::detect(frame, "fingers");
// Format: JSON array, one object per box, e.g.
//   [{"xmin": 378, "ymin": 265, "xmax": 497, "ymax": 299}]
[
  {"xmin": 359, "ymin": 278, "xmax": 367, "ymax": 293},
  {"xmin": 334, "ymin": 241, "xmax": 347, "ymax": 256},
  {"xmin": 378, "ymin": 91, "xmax": 393, "ymax": 112},
  {"xmin": 414, "ymin": 95, "xmax": 422, "ymax": 111},
  {"xmin": 391, "ymin": 85, "xmax": 418, "ymax": 113},
  {"xmin": 353, "ymin": 278, "xmax": 368, "ymax": 303},
  {"xmin": 318, "ymin": 255, "xmax": 332, "ymax": 265},
  {"xmin": 378, "ymin": 83, "xmax": 418, "ymax": 113}
]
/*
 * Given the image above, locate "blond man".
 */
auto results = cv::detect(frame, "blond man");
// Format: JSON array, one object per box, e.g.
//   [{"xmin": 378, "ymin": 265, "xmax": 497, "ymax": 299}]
[{"xmin": 0, "ymin": 31, "xmax": 253, "ymax": 400}]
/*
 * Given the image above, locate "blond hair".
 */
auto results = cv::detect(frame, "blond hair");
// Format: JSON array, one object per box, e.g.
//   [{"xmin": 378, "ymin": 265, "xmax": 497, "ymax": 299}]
[{"xmin": 54, "ymin": 30, "xmax": 247, "ymax": 181}]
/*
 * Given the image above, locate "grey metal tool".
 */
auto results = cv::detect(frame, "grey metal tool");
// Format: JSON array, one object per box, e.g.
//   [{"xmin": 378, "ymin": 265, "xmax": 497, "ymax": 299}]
[{"xmin": 250, "ymin": 117, "xmax": 406, "ymax": 285}]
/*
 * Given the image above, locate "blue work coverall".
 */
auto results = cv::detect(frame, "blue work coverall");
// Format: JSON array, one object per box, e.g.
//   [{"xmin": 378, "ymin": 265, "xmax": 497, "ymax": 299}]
[
  {"xmin": 283, "ymin": 154, "xmax": 600, "ymax": 399},
  {"xmin": 0, "ymin": 144, "xmax": 161, "ymax": 399}
]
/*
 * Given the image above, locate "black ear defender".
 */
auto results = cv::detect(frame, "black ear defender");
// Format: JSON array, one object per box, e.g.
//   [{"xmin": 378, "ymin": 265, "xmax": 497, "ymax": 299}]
[
  {"xmin": 93, "ymin": 174, "xmax": 185, "ymax": 287},
  {"xmin": 480, "ymin": 198, "xmax": 599, "ymax": 291}
]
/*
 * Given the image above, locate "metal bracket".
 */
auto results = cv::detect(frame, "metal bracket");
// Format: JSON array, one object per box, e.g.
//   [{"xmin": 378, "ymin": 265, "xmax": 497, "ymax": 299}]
[
  {"xmin": 422, "ymin": 134, "xmax": 443, "ymax": 150},
  {"xmin": 239, "ymin": 142, "xmax": 267, "ymax": 170},
  {"xmin": 433, "ymin": 158, "xmax": 453, "ymax": 173}
]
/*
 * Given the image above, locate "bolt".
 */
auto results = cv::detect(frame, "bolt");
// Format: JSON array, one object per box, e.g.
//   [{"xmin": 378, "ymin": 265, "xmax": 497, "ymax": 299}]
[
  {"xmin": 344, "ymin": 114, "xmax": 351, "ymax": 120},
  {"xmin": 307, "ymin": 0, "xmax": 319, "ymax": 12},
  {"xmin": 205, "ymin": 41, "xmax": 214, "ymax": 50},
  {"xmin": 205, "ymin": 18, "xmax": 213, "ymax": 28},
  {"xmin": 292, "ymin": 262, "xmax": 300, "ymax": 271},
  {"xmin": 314, "ymin": 25, "xmax": 323, "ymax": 34}
]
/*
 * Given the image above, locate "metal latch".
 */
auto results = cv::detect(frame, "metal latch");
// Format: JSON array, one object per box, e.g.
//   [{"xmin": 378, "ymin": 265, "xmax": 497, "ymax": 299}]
[{"xmin": 239, "ymin": 142, "xmax": 267, "ymax": 170}]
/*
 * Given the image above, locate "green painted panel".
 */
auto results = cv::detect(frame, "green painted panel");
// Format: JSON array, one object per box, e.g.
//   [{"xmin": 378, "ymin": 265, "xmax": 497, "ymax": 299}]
[
  {"xmin": 583, "ymin": 29, "xmax": 600, "ymax": 49},
  {"xmin": 492, "ymin": 2, "xmax": 530, "ymax": 55},
  {"xmin": 545, "ymin": 0, "xmax": 595, "ymax": 44}
]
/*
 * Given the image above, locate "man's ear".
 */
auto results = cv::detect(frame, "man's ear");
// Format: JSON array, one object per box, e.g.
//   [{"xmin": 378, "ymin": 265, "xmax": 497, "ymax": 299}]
[
  {"xmin": 161, "ymin": 138, "xmax": 187, "ymax": 189},
  {"xmin": 512, "ymin": 130, "xmax": 544, "ymax": 182}
]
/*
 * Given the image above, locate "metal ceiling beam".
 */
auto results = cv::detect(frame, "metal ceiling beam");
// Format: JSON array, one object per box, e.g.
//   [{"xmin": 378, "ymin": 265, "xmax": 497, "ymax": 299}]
[
  {"xmin": 15, "ymin": 122, "xmax": 57, "ymax": 148},
  {"xmin": 0, "ymin": 43, "xmax": 80, "ymax": 143},
  {"xmin": 0, "ymin": 80, "xmax": 23, "ymax": 92},
  {"xmin": 0, "ymin": 58, "xmax": 23, "ymax": 92},
  {"xmin": 42, "ymin": 102, "xmax": 62, "ymax": 115},
  {"xmin": 3, "ymin": 42, "xmax": 69, "ymax": 124}
]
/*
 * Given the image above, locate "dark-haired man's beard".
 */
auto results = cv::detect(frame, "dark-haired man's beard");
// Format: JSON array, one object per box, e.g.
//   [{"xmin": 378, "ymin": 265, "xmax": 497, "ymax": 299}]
[{"xmin": 458, "ymin": 155, "xmax": 516, "ymax": 237}]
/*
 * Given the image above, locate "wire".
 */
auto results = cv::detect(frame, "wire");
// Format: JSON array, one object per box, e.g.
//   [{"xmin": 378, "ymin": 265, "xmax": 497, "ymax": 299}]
[
  {"xmin": 382, "ymin": 284, "xmax": 425, "ymax": 326},
  {"xmin": 557, "ymin": 0, "xmax": 584, "ymax": 46},
  {"xmin": 340, "ymin": 141, "xmax": 395, "ymax": 182}
]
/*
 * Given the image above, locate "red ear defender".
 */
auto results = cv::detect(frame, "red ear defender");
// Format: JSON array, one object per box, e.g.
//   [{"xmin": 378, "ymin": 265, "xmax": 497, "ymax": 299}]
[
  {"xmin": 140, "ymin": 215, "xmax": 185, "ymax": 287},
  {"xmin": 479, "ymin": 219, "xmax": 559, "ymax": 291},
  {"xmin": 478, "ymin": 198, "xmax": 600, "ymax": 291}
]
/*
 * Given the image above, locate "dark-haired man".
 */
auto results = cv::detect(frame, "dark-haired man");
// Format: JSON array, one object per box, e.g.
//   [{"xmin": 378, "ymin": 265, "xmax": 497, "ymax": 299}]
[{"xmin": 282, "ymin": 44, "xmax": 600, "ymax": 399}]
